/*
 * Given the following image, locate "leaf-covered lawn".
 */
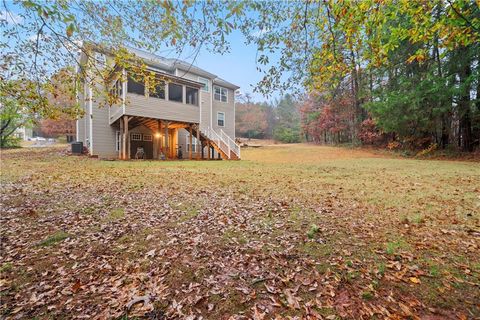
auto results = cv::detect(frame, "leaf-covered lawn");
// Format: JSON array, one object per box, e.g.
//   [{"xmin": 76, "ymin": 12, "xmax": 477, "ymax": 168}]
[{"xmin": 1, "ymin": 145, "xmax": 479, "ymax": 319}]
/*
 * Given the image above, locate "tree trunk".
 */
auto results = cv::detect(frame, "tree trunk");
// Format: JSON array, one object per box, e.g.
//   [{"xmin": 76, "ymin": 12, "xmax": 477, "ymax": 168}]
[
  {"xmin": 457, "ymin": 47, "xmax": 473, "ymax": 152},
  {"xmin": 350, "ymin": 50, "xmax": 361, "ymax": 144}
]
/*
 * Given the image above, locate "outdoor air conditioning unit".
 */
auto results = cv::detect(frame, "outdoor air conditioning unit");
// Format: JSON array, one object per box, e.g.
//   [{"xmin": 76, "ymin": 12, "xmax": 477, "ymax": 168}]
[{"xmin": 71, "ymin": 142, "xmax": 83, "ymax": 154}]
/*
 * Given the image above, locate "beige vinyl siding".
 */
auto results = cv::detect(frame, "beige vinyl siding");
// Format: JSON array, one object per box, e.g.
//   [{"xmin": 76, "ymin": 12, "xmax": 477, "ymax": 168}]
[
  {"xmin": 200, "ymin": 91, "xmax": 211, "ymax": 130},
  {"xmin": 212, "ymin": 87, "xmax": 235, "ymax": 138},
  {"xmin": 91, "ymin": 100, "xmax": 117, "ymax": 158},
  {"xmin": 109, "ymin": 105, "xmax": 123, "ymax": 124},
  {"xmin": 77, "ymin": 117, "xmax": 85, "ymax": 143},
  {"xmin": 125, "ymin": 93, "xmax": 200, "ymax": 123},
  {"xmin": 177, "ymin": 129, "xmax": 188, "ymax": 157},
  {"xmin": 76, "ymin": 87, "xmax": 86, "ymax": 143},
  {"xmin": 177, "ymin": 128, "xmax": 203, "ymax": 158}
]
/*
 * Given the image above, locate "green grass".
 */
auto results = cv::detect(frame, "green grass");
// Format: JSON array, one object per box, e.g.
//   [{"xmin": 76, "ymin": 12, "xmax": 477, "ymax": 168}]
[
  {"xmin": 361, "ymin": 291, "xmax": 374, "ymax": 300},
  {"xmin": 306, "ymin": 224, "xmax": 320, "ymax": 239},
  {"xmin": 0, "ymin": 262, "xmax": 13, "ymax": 273},
  {"xmin": 385, "ymin": 240, "xmax": 408, "ymax": 255},
  {"xmin": 108, "ymin": 208, "xmax": 125, "ymax": 220},
  {"xmin": 38, "ymin": 231, "xmax": 71, "ymax": 247},
  {"xmin": 1, "ymin": 144, "xmax": 479, "ymax": 318}
]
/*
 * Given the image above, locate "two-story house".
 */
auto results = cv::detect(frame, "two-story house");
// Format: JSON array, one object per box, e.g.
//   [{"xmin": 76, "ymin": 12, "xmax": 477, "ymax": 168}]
[{"xmin": 76, "ymin": 46, "xmax": 240, "ymax": 160}]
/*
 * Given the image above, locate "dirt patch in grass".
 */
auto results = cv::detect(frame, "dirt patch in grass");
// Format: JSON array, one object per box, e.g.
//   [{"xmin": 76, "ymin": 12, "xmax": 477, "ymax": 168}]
[{"xmin": 0, "ymin": 145, "xmax": 478, "ymax": 319}]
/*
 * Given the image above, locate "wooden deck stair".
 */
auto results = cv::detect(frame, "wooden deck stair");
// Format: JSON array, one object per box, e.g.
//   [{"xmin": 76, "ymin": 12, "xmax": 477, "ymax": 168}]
[{"xmin": 191, "ymin": 127, "xmax": 241, "ymax": 160}]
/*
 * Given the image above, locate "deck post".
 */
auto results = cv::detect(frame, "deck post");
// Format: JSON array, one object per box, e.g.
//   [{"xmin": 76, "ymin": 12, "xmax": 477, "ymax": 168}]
[
  {"xmin": 189, "ymin": 125, "xmax": 193, "ymax": 160},
  {"xmin": 124, "ymin": 116, "xmax": 130, "ymax": 159},
  {"xmin": 173, "ymin": 128, "xmax": 178, "ymax": 159},
  {"xmin": 196, "ymin": 124, "xmax": 200, "ymax": 160},
  {"xmin": 157, "ymin": 120, "xmax": 162, "ymax": 160},
  {"xmin": 122, "ymin": 116, "xmax": 129, "ymax": 160},
  {"xmin": 207, "ymin": 140, "xmax": 211, "ymax": 160},
  {"xmin": 164, "ymin": 121, "xmax": 169, "ymax": 159}
]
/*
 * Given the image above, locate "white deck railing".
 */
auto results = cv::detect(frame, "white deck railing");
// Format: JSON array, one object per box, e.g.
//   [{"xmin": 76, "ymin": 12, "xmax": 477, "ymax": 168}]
[
  {"xmin": 202, "ymin": 127, "xmax": 241, "ymax": 159},
  {"xmin": 220, "ymin": 129, "xmax": 241, "ymax": 159}
]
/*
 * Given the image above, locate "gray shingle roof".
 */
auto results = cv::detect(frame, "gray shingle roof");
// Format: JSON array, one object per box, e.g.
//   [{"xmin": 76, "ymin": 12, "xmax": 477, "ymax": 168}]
[{"xmin": 125, "ymin": 46, "xmax": 240, "ymax": 90}]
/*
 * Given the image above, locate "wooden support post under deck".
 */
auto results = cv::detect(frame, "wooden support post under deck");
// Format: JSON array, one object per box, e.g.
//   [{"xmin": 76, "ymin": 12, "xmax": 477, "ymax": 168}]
[
  {"xmin": 122, "ymin": 116, "xmax": 129, "ymax": 160},
  {"xmin": 189, "ymin": 125, "xmax": 193, "ymax": 160},
  {"xmin": 157, "ymin": 120, "xmax": 162, "ymax": 159},
  {"xmin": 164, "ymin": 121, "xmax": 169, "ymax": 158},
  {"xmin": 196, "ymin": 124, "xmax": 200, "ymax": 160},
  {"xmin": 173, "ymin": 128, "xmax": 178, "ymax": 159},
  {"xmin": 207, "ymin": 140, "xmax": 211, "ymax": 160},
  {"xmin": 124, "ymin": 116, "xmax": 130, "ymax": 160}
]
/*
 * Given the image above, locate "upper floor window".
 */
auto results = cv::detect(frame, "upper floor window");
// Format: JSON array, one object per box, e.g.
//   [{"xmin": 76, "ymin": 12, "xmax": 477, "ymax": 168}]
[
  {"xmin": 186, "ymin": 87, "xmax": 198, "ymax": 106},
  {"xmin": 214, "ymin": 86, "xmax": 227, "ymax": 102},
  {"xmin": 110, "ymin": 79, "xmax": 123, "ymax": 99},
  {"xmin": 198, "ymin": 77, "xmax": 209, "ymax": 92},
  {"xmin": 168, "ymin": 83, "xmax": 183, "ymax": 103},
  {"xmin": 127, "ymin": 76, "xmax": 145, "ymax": 95},
  {"xmin": 150, "ymin": 78, "xmax": 165, "ymax": 99},
  {"xmin": 217, "ymin": 112, "xmax": 225, "ymax": 127}
]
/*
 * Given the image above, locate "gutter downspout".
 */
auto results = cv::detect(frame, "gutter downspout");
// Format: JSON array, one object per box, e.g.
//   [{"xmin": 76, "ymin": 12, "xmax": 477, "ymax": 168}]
[
  {"xmin": 210, "ymin": 80, "xmax": 213, "ymax": 129},
  {"xmin": 89, "ymin": 85, "xmax": 93, "ymax": 155},
  {"xmin": 84, "ymin": 83, "xmax": 87, "ymax": 144},
  {"xmin": 210, "ymin": 80, "xmax": 214, "ymax": 158},
  {"xmin": 199, "ymin": 84, "xmax": 202, "ymax": 132},
  {"xmin": 233, "ymin": 93, "xmax": 236, "ymax": 140}
]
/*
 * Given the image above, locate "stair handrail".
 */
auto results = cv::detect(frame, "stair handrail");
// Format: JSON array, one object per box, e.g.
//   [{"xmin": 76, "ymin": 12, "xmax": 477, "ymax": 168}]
[
  {"xmin": 203, "ymin": 127, "xmax": 230, "ymax": 157},
  {"xmin": 220, "ymin": 129, "xmax": 241, "ymax": 159},
  {"xmin": 219, "ymin": 130, "xmax": 230, "ymax": 156}
]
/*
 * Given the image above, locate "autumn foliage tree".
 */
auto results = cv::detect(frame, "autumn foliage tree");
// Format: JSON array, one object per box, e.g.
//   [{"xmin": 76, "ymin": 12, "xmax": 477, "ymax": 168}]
[
  {"xmin": 38, "ymin": 117, "xmax": 75, "ymax": 141},
  {"xmin": 300, "ymin": 89, "xmax": 355, "ymax": 144},
  {"xmin": 243, "ymin": 0, "xmax": 480, "ymax": 152},
  {"xmin": 235, "ymin": 102, "xmax": 271, "ymax": 139}
]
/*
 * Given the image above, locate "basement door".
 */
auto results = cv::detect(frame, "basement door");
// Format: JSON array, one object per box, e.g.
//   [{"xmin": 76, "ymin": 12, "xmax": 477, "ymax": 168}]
[{"xmin": 130, "ymin": 133, "xmax": 153, "ymax": 159}]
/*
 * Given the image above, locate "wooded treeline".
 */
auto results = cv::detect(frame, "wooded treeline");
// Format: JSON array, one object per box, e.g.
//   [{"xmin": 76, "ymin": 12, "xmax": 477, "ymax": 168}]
[
  {"xmin": 300, "ymin": 32, "xmax": 479, "ymax": 152},
  {"xmin": 241, "ymin": 1, "xmax": 479, "ymax": 152},
  {"xmin": 235, "ymin": 94, "xmax": 302, "ymax": 143}
]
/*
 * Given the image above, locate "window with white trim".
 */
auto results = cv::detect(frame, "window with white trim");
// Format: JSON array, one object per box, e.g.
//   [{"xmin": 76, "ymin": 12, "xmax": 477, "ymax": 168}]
[
  {"xmin": 149, "ymin": 77, "xmax": 165, "ymax": 99},
  {"xmin": 214, "ymin": 86, "xmax": 227, "ymax": 102},
  {"xmin": 198, "ymin": 77, "xmax": 209, "ymax": 92},
  {"xmin": 110, "ymin": 79, "xmax": 123, "ymax": 100},
  {"xmin": 217, "ymin": 112, "xmax": 225, "ymax": 127},
  {"xmin": 115, "ymin": 131, "xmax": 121, "ymax": 151},
  {"xmin": 186, "ymin": 135, "xmax": 198, "ymax": 152},
  {"xmin": 168, "ymin": 83, "xmax": 183, "ymax": 102},
  {"xmin": 131, "ymin": 133, "xmax": 142, "ymax": 141},
  {"xmin": 127, "ymin": 75, "xmax": 145, "ymax": 95},
  {"xmin": 186, "ymin": 86, "xmax": 198, "ymax": 106},
  {"xmin": 143, "ymin": 134, "xmax": 152, "ymax": 141}
]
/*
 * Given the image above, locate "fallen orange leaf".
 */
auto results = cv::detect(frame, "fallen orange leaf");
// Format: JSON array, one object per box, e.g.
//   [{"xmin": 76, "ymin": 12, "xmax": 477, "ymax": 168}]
[{"xmin": 409, "ymin": 277, "xmax": 421, "ymax": 284}]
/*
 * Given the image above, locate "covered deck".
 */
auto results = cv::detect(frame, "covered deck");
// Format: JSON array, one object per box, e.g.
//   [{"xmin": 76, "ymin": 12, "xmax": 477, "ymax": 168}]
[{"xmin": 115, "ymin": 115, "xmax": 203, "ymax": 160}]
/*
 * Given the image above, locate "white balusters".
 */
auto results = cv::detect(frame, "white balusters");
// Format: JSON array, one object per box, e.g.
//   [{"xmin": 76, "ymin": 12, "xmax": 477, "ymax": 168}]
[{"xmin": 200, "ymin": 127, "xmax": 240, "ymax": 159}]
